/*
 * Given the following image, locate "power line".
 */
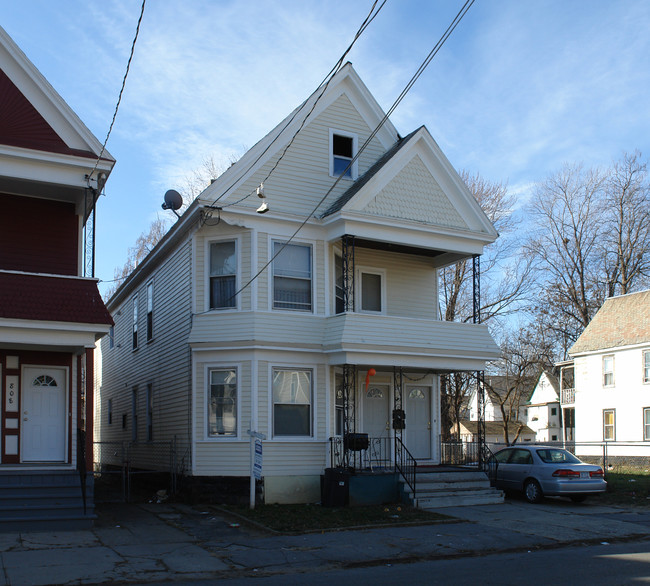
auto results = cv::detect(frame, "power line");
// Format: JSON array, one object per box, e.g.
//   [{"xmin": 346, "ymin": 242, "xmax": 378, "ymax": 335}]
[
  {"xmin": 86, "ymin": 0, "xmax": 147, "ymax": 186},
  {"xmin": 204, "ymin": 0, "xmax": 387, "ymax": 212},
  {"xmin": 214, "ymin": 0, "xmax": 476, "ymax": 310}
]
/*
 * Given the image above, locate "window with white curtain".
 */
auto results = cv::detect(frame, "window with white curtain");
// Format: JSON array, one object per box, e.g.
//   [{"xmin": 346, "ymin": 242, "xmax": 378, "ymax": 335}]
[{"xmin": 272, "ymin": 369, "xmax": 312, "ymax": 436}]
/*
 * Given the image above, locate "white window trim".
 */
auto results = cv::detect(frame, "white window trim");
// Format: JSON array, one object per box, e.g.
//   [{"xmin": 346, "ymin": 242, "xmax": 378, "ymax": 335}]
[
  {"xmin": 357, "ymin": 266, "xmax": 386, "ymax": 314},
  {"xmin": 205, "ymin": 236, "xmax": 240, "ymax": 313},
  {"xmin": 268, "ymin": 362, "xmax": 317, "ymax": 440},
  {"xmin": 270, "ymin": 238, "xmax": 315, "ymax": 313},
  {"xmin": 132, "ymin": 294, "xmax": 138, "ymax": 351},
  {"xmin": 146, "ymin": 281, "xmax": 154, "ymax": 342},
  {"xmin": 644, "ymin": 407, "xmax": 650, "ymax": 442},
  {"xmin": 603, "ymin": 408, "xmax": 615, "ymax": 441},
  {"xmin": 204, "ymin": 364, "xmax": 241, "ymax": 441},
  {"xmin": 602, "ymin": 354, "xmax": 615, "ymax": 387},
  {"xmin": 643, "ymin": 349, "xmax": 650, "ymax": 384},
  {"xmin": 329, "ymin": 128, "xmax": 358, "ymax": 180}
]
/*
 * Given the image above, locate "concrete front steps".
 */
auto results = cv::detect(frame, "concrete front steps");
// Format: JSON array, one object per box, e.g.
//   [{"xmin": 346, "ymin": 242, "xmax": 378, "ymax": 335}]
[
  {"xmin": 401, "ymin": 467, "xmax": 504, "ymax": 509},
  {"xmin": 0, "ymin": 470, "xmax": 96, "ymax": 532}
]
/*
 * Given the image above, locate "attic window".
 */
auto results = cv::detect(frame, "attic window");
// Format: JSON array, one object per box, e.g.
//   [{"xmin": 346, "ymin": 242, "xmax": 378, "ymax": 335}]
[{"xmin": 330, "ymin": 130, "xmax": 357, "ymax": 179}]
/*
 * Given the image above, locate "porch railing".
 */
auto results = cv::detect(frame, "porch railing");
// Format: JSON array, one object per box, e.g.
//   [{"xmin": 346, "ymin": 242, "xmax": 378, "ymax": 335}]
[
  {"xmin": 395, "ymin": 436, "xmax": 417, "ymax": 494},
  {"xmin": 329, "ymin": 436, "xmax": 392, "ymax": 471},
  {"xmin": 561, "ymin": 387, "xmax": 575, "ymax": 404}
]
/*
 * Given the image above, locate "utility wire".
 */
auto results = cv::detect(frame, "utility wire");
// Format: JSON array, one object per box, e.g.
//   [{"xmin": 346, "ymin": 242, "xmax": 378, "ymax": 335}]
[
  {"xmin": 201, "ymin": 0, "xmax": 476, "ymax": 312},
  {"xmin": 204, "ymin": 0, "xmax": 387, "ymax": 211},
  {"xmin": 86, "ymin": 0, "xmax": 147, "ymax": 185}
]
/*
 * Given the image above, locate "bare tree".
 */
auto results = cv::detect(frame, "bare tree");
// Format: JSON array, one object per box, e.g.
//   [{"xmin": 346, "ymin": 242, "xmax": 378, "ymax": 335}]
[
  {"xmin": 527, "ymin": 164, "xmax": 607, "ymax": 352},
  {"xmin": 528, "ymin": 153, "xmax": 650, "ymax": 354},
  {"xmin": 601, "ymin": 151, "xmax": 650, "ymax": 296},
  {"xmin": 440, "ymin": 171, "xmax": 533, "ymax": 438},
  {"xmin": 488, "ymin": 324, "xmax": 555, "ymax": 445},
  {"xmin": 104, "ymin": 217, "xmax": 169, "ymax": 299},
  {"xmin": 179, "ymin": 152, "xmax": 243, "ymax": 205}
]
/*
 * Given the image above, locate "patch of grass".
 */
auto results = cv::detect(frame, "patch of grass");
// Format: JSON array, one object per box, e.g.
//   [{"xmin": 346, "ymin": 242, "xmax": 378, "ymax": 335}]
[
  {"xmin": 219, "ymin": 503, "xmax": 452, "ymax": 533},
  {"xmin": 592, "ymin": 472, "xmax": 650, "ymax": 506}
]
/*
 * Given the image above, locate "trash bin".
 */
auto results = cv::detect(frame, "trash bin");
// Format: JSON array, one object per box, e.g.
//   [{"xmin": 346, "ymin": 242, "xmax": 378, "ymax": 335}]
[{"xmin": 322, "ymin": 467, "xmax": 349, "ymax": 507}]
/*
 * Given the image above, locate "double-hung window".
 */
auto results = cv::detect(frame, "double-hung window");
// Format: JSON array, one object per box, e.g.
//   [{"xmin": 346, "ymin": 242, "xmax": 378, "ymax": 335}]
[
  {"xmin": 330, "ymin": 130, "xmax": 357, "ymax": 179},
  {"xmin": 210, "ymin": 241, "xmax": 237, "ymax": 309},
  {"xmin": 146, "ymin": 282, "xmax": 154, "ymax": 341},
  {"xmin": 273, "ymin": 242, "xmax": 312, "ymax": 311},
  {"xmin": 132, "ymin": 295, "xmax": 138, "ymax": 350},
  {"xmin": 643, "ymin": 350, "xmax": 650, "ymax": 384},
  {"xmin": 602, "ymin": 355, "xmax": 614, "ymax": 387},
  {"xmin": 208, "ymin": 369, "xmax": 237, "ymax": 437},
  {"xmin": 644, "ymin": 408, "xmax": 650, "ymax": 441},
  {"xmin": 272, "ymin": 368, "xmax": 312, "ymax": 437},
  {"xmin": 359, "ymin": 269, "xmax": 384, "ymax": 313},
  {"xmin": 603, "ymin": 409, "xmax": 615, "ymax": 441},
  {"xmin": 146, "ymin": 383, "xmax": 153, "ymax": 442}
]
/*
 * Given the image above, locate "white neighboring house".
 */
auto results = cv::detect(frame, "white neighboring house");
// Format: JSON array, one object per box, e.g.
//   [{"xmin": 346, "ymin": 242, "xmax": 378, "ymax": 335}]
[
  {"xmin": 524, "ymin": 371, "xmax": 562, "ymax": 443},
  {"xmin": 571, "ymin": 290, "xmax": 650, "ymax": 461},
  {"xmin": 96, "ymin": 63, "xmax": 500, "ymax": 504}
]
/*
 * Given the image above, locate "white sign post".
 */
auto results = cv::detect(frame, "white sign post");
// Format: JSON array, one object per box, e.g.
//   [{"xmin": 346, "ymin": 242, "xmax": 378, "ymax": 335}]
[{"xmin": 247, "ymin": 429, "xmax": 266, "ymax": 509}]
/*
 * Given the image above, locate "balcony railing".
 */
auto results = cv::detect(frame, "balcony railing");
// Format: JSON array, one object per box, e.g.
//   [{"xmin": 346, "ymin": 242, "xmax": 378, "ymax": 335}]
[{"xmin": 561, "ymin": 387, "xmax": 575, "ymax": 404}]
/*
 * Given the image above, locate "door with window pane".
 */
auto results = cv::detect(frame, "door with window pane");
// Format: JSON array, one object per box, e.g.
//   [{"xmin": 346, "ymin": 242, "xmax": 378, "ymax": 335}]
[{"xmin": 405, "ymin": 386, "xmax": 431, "ymax": 459}]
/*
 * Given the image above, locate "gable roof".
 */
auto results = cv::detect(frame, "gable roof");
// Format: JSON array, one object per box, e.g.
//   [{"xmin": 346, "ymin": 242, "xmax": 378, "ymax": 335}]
[
  {"xmin": 196, "ymin": 63, "xmax": 398, "ymax": 214},
  {"xmin": 322, "ymin": 128, "xmax": 420, "ymax": 216},
  {"xmin": 569, "ymin": 290, "xmax": 650, "ymax": 355},
  {"xmin": 458, "ymin": 419, "xmax": 535, "ymax": 437},
  {"xmin": 527, "ymin": 370, "xmax": 560, "ymax": 405},
  {"xmin": 0, "ymin": 25, "xmax": 114, "ymax": 183}
]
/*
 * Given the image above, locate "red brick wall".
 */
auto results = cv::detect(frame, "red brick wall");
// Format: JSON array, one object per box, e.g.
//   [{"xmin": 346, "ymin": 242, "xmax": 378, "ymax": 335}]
[{"xmin": 0, "ymin": 193, "xmax": 79, "ymax": 275}]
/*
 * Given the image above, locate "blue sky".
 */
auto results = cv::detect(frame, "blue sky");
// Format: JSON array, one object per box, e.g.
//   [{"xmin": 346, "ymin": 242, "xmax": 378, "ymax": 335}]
[{"xmin": 2, "ymin": 1, "xmax": 649, "ymax": 295}]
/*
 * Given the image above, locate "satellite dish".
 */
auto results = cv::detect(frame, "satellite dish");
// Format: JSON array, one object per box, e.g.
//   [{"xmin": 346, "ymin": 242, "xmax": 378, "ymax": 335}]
[{"xmin": 162, "ymin": 189, "xmax": 183, "ymax": 211}]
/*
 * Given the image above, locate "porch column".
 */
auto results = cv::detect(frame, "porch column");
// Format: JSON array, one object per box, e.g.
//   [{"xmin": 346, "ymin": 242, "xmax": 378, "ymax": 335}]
[
  {"xmin": 85, "ymin": 348, "xmax": 94, "ymax": 472},
  {"xmin": 341, "ymin": 235, "xmax": 355, "ymax": 312},
  {"xmin": 342, "ymin": 363, "xmax": 356, "ymax": 468},
  {"xmin": 473, "ymin": 255, "xmax": 487, "ymax": 468}
]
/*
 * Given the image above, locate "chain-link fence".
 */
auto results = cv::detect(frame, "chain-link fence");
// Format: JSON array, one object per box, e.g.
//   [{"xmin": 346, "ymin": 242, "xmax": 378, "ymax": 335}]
[
  {"xmin": 93, "ymin": 439, "xmax": 180, "ymax": 502},
  {"xmin": 440, "ymin": 439, "xmax": 650, "ymax": 474}
]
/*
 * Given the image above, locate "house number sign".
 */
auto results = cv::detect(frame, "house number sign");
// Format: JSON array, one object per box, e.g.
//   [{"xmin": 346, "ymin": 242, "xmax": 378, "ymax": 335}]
[{"xmin": 5, "ymin": 376, "xmax": 18, "ymax": 412}]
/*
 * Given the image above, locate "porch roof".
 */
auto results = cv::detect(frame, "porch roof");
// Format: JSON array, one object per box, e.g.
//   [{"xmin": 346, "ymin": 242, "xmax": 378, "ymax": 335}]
[{"xmin": 0, "ymin": 271, "xmax": 113, "ymax": 326}]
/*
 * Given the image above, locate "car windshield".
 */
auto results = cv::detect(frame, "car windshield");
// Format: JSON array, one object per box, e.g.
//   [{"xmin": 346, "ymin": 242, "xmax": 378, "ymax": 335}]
[{"xmin": 535, "ymin": 449, "xmax": 581, "ymax": 464}]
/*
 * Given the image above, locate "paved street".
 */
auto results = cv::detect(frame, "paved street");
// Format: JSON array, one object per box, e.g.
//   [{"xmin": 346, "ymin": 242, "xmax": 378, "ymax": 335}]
[{"xmin": 0, "ymin": 499, "xmax": 649, "ymax": 584}]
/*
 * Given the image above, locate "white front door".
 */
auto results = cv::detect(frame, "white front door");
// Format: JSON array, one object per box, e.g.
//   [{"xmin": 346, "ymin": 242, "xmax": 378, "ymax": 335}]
[
  {"xmin": 405, "ymin": 385, "xmax": 431, "ymax": 459},
  {"xmin": 362, "ymin": 383, "xmax": 390, "ymax": 440},
  {"xmin": 22, "ymin": 367, "xmax": 66, "ymax": 462}
]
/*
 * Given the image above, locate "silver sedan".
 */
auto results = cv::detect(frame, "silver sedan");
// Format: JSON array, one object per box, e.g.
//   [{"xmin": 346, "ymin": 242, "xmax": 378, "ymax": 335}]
[{"xmin": 489, "ymin": 445, "xmax": 607, "ymax": 503}]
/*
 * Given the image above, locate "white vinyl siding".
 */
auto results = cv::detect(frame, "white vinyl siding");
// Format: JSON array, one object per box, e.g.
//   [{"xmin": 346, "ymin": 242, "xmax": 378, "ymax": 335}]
[
  {"xmin": 223, "ymin": 94, "xmax": 387, "ymax": 219},
  {"xmin": 98, "ymin": 241, "xmax": 193, "ymax": 466}
]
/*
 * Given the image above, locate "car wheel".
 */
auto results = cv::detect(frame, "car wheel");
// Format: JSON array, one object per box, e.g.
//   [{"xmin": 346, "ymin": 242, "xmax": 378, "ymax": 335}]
[
  {"xmin": 570, "ymin": 495, "xmax": 587, "ymax": 503},
  {"xmin": 524, "ymin": 479, "xmax": 543, "ymax": 504}
]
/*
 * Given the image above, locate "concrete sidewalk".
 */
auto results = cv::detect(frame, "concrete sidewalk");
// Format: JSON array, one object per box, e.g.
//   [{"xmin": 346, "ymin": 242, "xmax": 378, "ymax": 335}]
[{"xmin": 1, "ymin": 499, "xmax": 649, "ymax": 585}]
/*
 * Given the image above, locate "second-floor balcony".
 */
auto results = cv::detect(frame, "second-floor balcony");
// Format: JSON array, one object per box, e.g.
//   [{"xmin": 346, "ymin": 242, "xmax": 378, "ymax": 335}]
[
  {"xmin": 189, "ymin": 310, "xmax": 500, "ymax": 371},
  {"xmin": 561, "ymin": 388, "xmax": 575, "ymax": 405}
]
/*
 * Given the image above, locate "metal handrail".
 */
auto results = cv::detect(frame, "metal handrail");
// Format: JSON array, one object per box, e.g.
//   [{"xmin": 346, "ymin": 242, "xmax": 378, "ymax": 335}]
[{"xmin": 395, "ymin": 436, "xmax": 417, "ymax": 495}]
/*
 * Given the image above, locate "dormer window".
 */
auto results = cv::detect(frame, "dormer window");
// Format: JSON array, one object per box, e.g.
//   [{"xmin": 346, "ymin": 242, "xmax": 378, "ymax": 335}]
[{"xmin": 330, "ymin": 129, "xmax": 357, "ymax": 179}]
